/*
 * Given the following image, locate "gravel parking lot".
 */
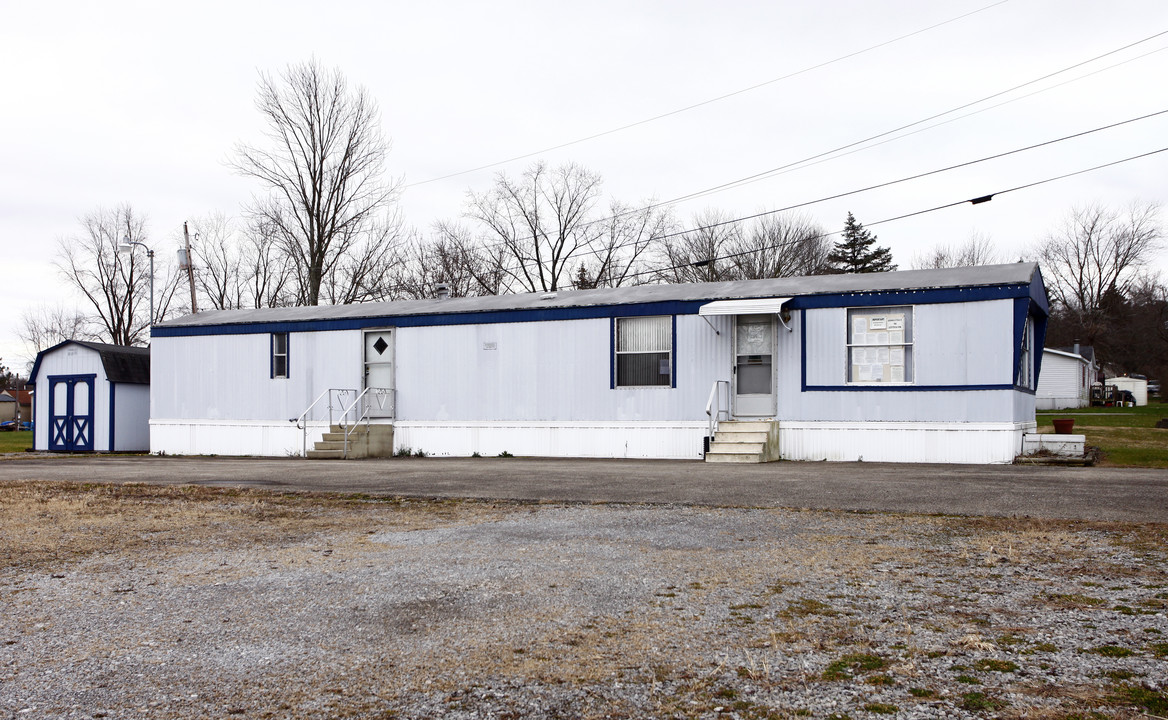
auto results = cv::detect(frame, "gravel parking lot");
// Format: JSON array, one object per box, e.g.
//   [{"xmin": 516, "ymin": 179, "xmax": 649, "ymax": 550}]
[{"xmin": 2, "ymin": 481, "xmax": 1167, "ymax": 719}]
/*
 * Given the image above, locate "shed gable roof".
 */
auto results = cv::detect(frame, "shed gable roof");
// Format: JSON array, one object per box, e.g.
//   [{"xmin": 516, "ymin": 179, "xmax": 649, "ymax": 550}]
[{"xmin": 28, "ymin": 340, "xmax": 150, "ymax": 384}]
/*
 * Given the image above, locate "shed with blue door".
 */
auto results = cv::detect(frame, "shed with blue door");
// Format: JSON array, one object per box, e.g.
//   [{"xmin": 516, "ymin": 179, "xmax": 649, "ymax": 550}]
[
  {"xmin": 28, "ymin": 340, "xmax": 151, "ymax": 453},
  {"xmin": 150, "ymin": 263, "xmax": 1048, "ymax": 464}
]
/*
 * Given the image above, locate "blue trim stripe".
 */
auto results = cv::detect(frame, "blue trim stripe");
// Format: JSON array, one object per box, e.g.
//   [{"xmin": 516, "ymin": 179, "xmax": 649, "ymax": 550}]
[
  {"xmin": 153, "ymin": 283, "xmax": 1038, "ymax": 338},
  {"xmin": 108, "ymin": 381, "xmax": 116, "ymax": 452}
]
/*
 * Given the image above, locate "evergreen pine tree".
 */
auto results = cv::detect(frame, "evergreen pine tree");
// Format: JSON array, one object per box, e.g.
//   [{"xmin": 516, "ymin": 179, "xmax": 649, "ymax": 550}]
[{"xmin": 826, "ymin": 212, "xmax": 897, "ymax": 273}]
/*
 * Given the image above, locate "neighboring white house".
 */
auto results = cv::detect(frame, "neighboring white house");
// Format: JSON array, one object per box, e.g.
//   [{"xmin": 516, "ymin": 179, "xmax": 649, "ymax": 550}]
[
  {"xmin": 28, "ymin": 340, "xmax": 151, "ymax": 452},
  {"xmin": 150, "ymin": 263, "xmax": 1049, "ymax": 464},
  {"xmin": 1107, "ymin": 375, "xmax": 1148, "ymax": 406},
  {"xmin": 1035, "ymin": 346, "xmax": 1096, "ymax": 410}
]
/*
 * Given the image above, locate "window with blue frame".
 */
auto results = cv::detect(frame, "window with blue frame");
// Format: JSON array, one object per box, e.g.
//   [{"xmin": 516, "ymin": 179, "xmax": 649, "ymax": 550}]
[
  {"xmin": 846, "ymin": 306, "xmax": 913, "ymax": 384},
  {"xmin": 615, "ymin": 316, "xmax": 671, "ymax": 387},
  {"xmin": 271, "ymin": 333, "xmax": 289, "ymax": 379}
]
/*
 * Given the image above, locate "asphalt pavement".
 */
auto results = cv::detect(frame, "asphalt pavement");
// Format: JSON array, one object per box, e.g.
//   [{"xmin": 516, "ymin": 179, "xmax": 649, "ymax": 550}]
[{"xmin": 1, "ymin": 454, "xmax": 1166, "ymax": 522}]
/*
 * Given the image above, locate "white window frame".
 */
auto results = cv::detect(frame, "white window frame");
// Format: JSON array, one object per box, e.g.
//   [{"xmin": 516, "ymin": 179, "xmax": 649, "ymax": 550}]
[
  {"xmin": 845, "ymin": 306, "xmax": 914, "ymax": 385},
  {"xmin": 614, "ymin": 316, "xmax": 672, "ymax": 388},
  {"xmin": 271, "ymin": 332, "xmax": 289, "ymax": 379}
]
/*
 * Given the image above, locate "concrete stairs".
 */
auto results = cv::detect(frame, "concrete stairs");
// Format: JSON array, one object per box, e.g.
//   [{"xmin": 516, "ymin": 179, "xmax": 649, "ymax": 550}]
[
  {"xmin": 307, "ymin": 423, "xmax": 395, "ymax": 459},
  {"xmin": 705, "ymin": 420, "xmax": 780, "ymax": 463}
]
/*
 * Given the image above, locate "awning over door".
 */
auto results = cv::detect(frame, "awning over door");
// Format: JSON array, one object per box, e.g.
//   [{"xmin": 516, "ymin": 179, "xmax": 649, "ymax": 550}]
[{"xmin": 698, "ymin": 297, "xmax": 793, "ymax": 316}]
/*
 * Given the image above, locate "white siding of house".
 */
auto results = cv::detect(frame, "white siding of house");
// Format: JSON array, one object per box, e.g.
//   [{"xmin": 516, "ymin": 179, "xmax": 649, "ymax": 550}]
[{"xmin": 1036, "ymin": 351, "xmax": 1089, "ymax": 410}]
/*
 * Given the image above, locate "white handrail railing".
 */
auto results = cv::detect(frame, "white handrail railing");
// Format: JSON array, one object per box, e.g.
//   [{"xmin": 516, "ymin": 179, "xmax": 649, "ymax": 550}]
[
  {"xmin": 337, "ymin": 388, "xmax": 371, "ymax": 459},
  {"xmin": 706, "ymin": 379, "xmax": 730, "ymax": 441},
  {"xmin": 291, "ymin": 388, "xmax": 359, "ymax": 457}
]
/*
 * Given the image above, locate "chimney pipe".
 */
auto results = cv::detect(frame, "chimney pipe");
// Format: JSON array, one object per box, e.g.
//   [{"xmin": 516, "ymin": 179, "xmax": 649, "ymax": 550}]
[
  {"xmin": 435, "ymin": 283, "xmax": 450, "ymax": 300},
  {"xmin": 1073, "ymin": 339, "xmax": 1080, "ymax": 356}
]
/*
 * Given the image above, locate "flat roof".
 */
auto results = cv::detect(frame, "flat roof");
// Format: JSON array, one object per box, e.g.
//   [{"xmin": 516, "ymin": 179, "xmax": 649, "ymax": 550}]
[{"xmin": 158, "ymin": 262, "xmax": 1041, "ymax": 330}]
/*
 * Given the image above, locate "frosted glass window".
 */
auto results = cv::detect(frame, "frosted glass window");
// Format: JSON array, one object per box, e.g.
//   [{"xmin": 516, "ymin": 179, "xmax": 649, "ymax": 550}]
[
  {"xmin": 846, "ymin": 307, "xmax": 913, "ymax": 384},
  {"xmin": 616, "ymin": 316, "xmax": 671, "ymax": 387}
]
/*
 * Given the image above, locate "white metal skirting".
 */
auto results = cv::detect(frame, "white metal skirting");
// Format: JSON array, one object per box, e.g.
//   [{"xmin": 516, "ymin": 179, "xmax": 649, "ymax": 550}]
[
  {"xmin": 150, "ymin": 419, "xmax": 331, "ymax": 457},
  {"xmin": 393, "ymin": 421, "xmax": 708, "ymax": 459},
  {"xmin": 778, "ymin": 421, "xmax": 1035, "ymax": 464}
]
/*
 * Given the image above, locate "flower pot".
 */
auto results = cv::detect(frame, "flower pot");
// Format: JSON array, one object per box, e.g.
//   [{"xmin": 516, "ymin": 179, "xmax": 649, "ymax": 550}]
[{"xmin": 1052, "ymin": 418, "xmax": 1075, "ymax": 434}]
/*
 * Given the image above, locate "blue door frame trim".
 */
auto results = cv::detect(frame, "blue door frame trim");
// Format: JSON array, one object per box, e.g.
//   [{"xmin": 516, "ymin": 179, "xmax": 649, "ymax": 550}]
[
  {"xmin": 151, "ymin": 282, "xmax": 1041, "ymax": 338},
  {"xmin": 47, "ymin": 374, "xmax": 96, "ymax": 452},
  {"xmin": 108, "ymin": 381, "xmax": 116, "ymax": 452}
]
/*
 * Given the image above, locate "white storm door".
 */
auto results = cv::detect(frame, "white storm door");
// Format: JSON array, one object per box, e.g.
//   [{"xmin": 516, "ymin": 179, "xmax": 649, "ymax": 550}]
[
  {"xmin": 732, "ymin": 315, "xmax": 776, "ymax": 418},
  {"xmin": 363, "ymin": 329, "xmax": 395, "ymax": 418}
]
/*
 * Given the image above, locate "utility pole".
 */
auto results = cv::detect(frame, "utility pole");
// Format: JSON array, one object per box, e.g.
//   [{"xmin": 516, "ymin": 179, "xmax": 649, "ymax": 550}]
[{"xmin": 182, "ymin": 222, "xmax": 198, "ymax": 314}]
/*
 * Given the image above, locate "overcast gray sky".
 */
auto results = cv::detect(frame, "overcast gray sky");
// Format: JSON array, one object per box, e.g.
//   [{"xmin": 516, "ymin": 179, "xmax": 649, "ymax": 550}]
[{"xmin": 2, "ymin": 0, "xmax": 1166, "ymax": 369}]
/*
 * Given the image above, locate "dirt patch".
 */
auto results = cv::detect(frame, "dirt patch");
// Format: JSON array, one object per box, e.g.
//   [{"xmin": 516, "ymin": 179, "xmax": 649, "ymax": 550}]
[{"xmin": 1, "ymin": 482, "xmax": 1166, "ymax": 719}]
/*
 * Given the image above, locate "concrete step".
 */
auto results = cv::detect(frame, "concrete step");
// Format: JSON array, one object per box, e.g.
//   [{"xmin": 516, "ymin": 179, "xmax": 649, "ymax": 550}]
[
  {"xmin": 320, "ymin": 431, "xmax": 364, "ymax": 442},
  {"xmin": 314, "ymin": 440, "xmax": 354, "ymax": 452},
  {"xmin": 713, "ymin": 431, "xmax": 768, "ymax": 443},
  {"xmin": 709, "ymin": 441, "xmax": 765, "ymax": 454},
  {"xmin": 328, "ymin": 425, "xmax": 370, "ymax": 436},
  {"xmin": 306, "ymin": 449, "xmax": 345, "ymax": 460},
  {"xmin": 704, "ymin": 450, "xmax": 763, "ymax": 463},
  {"xmin": 718, "ymin": 421, "xmax": 773, "ymax": 432}
]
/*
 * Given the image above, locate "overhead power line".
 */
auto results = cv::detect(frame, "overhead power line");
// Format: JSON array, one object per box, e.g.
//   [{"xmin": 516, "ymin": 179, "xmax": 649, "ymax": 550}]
[
  {"xmin": 624, "ymin": 146, "xmax": 1168, "ymax": 281},
  {"xmin": 447, "ymin": 30, "xmax": 1168, "ymax": 257},
  {"xmin": 405, "ymin": 0, "xmax": 1012, "ymax": 187}
]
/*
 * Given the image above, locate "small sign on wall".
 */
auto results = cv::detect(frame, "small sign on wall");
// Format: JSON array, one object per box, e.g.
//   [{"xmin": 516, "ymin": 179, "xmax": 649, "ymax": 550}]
[{"xmin": 482, "ymin": 342, "xmax": 497, "ymax": 351}]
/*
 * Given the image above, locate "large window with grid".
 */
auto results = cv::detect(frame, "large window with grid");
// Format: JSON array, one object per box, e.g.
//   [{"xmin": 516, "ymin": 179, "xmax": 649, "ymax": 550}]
[
  {"xmin": 615, "ymin": 316, "xmax": 671, "ymax": 387},
  {"xmin": 847, "ymin": 306, "xmax": 913, "ymax": 384}
]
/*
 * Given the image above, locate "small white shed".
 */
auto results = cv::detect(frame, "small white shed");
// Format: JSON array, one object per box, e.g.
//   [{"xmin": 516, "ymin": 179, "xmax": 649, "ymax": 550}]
[
  {"xmin": 28, "ymin": 340, "xmax": 151, "ymax": 452},
  {"xmin": 1035, "ymin": 346, "xmax": 1095, "ymax": 410},
  {"xmin": 1106, "ymin": 376, "xmax": 1148, "ymax": 406}
]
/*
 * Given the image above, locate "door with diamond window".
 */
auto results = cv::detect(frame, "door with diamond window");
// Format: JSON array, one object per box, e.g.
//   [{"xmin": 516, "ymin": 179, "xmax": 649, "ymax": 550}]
[{"xmin": 363, "ymin": 330, "xmax": 395, "ymax": 418}]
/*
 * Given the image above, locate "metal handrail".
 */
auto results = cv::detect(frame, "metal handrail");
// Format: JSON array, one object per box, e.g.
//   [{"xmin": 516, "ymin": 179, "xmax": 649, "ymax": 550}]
[
  {"xmin": 291, "ymin": 388, "xmax": 358, "ymax": 457},
  {"xmin": 337, "ymin": 388, "xmax": 371, "ymax": 459},
  {"xmin": 706, "ymin": 380, "xmax": 730, "ymax": 440}
]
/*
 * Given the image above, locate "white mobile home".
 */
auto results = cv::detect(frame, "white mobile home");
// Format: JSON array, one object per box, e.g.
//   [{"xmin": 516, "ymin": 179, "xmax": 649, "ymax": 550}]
[
  {"xmin": 1035, "ymin": 346, "xmax": 1096, "ymax": 410},
  {"xmin": 151, "ymin": 263, "xmax": 1049, "ymax": 464},
  {"xmin": 28, "ymin": 340, "xmax": 151, "ymax": 452}
]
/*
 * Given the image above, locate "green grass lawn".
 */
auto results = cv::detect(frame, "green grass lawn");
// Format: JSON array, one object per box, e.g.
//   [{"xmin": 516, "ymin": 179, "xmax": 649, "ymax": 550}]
[
  {"xmin": 1038, "ymin": 402, "xmax": 1168, "ymax": 468},
  {"xmin": 0, "ymin": 431, "xmax": 33, "ymax": 454}
]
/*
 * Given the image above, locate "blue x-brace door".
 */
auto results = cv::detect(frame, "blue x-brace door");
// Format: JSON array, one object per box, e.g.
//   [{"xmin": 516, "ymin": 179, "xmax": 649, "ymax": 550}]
[{"xmin": 48, "ymin": 375, "xmax": 95, "ymax": 452}]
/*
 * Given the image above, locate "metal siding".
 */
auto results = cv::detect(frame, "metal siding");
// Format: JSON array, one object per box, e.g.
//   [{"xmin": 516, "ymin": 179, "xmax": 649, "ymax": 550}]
[
  {"xmin": 395, "ymin": 315, "xmax": 730, "ymax": 423},
  {"xmin": 113, "ymin": 383, "xmax": 151, "ymax": 451},
  {"xmin": 915, "ymin": 300, "xmax": 1012, "ymax": 386},
  {"xmin": 779, "ymin": 422, "xmax": 1029, "ymax": 463},
  {"xmin": 803, "ymin": 308, "xmax": 845, "ymax": 386},
  {"xmin": 151, "ymin": 330, "xmax": 360, "ymax": 422}
]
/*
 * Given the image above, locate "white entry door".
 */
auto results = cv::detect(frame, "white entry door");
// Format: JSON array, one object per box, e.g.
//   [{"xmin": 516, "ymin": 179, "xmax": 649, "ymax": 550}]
[
  {"xmin": 733, "ymin": 314, "xmax": 776, "ymax": 418},
  {"xmin": 363, "ymin": 329, "xmax": 395, "ymax": 418}
]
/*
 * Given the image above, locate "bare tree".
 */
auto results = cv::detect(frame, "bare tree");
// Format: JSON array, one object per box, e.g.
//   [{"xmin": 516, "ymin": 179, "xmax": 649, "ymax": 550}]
[
  {"xmin": 232, "ymin": 59, "xmax": 401, "ymax": 306},
  {"xmin": 654, "ymin": 211, "xmax": 743, "ymax": 284},
  {"xmin": 465, "ymin": 162, "xmax": 605, "ymax": 293},
  {"xmin": 578, "ymin": 201, "xmax": 674, "ymax": 288},
  {"xmin": 18, "ymin": 304, "xmax": 92, "ymax": 354},
  {"xmin": 913, "ymin": 231, "xmax": 1000, "ymax": 269},
  {"xmin": 396, "ymin": 224, "xmax": 509, "ymax": 300},
  {"xmin": 731, "ymin": 213, "xmax": 830, "ymax": 279},
  {"xmin": 55, "ymin": 205, "xmax": 153, "ymax": 346},
  {"xmin": 1038, "ymin": 202, "xmax": 1163, "ymax": 321}
]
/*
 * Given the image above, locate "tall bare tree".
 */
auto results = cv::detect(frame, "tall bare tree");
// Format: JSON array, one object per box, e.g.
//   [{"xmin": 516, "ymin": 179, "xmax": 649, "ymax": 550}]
[
  {"xmin": 654, "ymin": 211, "xmax": 743, "ymax": 284},
  {"xmin": 577, "ymin": 201, "xmax": 674, "ymax": 289},
  {"xmin": 913, "ymin": 232, "xmax": 1000, "ymax": 269},
  {"xmin": 466, "ymin": 161, "xmax": 605, "ymax": 293},
  {"xmin": 1037, "ymin": 202, "xmax": 1163, "ymax": 323},
  {"xmin": 232, "ymin": 59, "xmax": 401, "ymax": 306},
  {"xmin": 18, "ymin": 304, "xmax": 92, "ymax": 354},
  {"xmin": 396, "ymin": 224, "xmax": 508, "ymax": 300},
  {"xmin": 55, "ymin": 205, "xmax": 152, "ymax": 346},
  {"xmin": 731, "ymin": 213, "xmax": 830, "ymax": 279}
]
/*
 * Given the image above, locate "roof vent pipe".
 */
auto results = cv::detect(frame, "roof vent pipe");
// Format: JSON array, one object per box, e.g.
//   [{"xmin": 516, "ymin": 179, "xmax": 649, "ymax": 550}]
[
  {"xmin": 435, "ymin": 283, "xmax": 450, "ymax": 300},
  {"xmin": 1073, "ymin": 339, "xmax": 1080, "ymax": 356}
]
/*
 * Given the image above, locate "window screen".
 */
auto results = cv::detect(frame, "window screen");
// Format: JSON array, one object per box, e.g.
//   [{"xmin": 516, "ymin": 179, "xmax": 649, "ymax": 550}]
[
  {"xmin": 615, "ymin": 316, "xmax": 671, "ymax": 387},
  {"xmin": 847, "ymin": 307, "xmax": 912, "ymax": 383},
  {"xmin": 272, "ymin": 333, "xmax": 289, "ymax": 379}
]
